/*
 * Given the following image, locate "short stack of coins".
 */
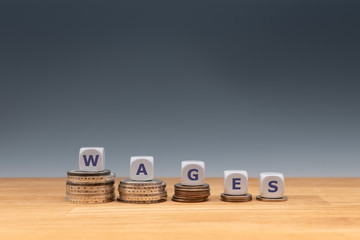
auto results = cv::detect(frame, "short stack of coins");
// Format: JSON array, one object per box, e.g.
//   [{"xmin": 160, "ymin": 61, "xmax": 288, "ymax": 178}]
[
  {"xmin": 117, "ymin": 156, "xmax": 167, "ymax": 204},
  {"xmin": 66, "ymin": 169, "xmax": 116, "ymax": 203},
  {"xmin": 172, "ymin": 183, "xmax": 210, "ymax": 202},
  {"xmin": 172, "ymin": 160, "xmax": 210, "ymax": 203},
  {"xmin": 117, "ymin": 178, "xmax": 167, "ymax": 203},
  {"xmin": 220, "ymin": 170, "xmax": 252, "ymax": 202}
]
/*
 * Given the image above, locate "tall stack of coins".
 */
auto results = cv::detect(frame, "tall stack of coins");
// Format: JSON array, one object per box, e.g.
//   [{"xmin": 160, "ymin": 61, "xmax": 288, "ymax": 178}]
[
  {"xmin": 172, "ymin": 183, "xmax": 210, "ymax": 202},
  {"xmin": 66, "ymin": 169, "xmax": 116, "ymax": 203},
  {"xmin": 117, "ymin": 179, "xmax": 167, "ymax": 204}
]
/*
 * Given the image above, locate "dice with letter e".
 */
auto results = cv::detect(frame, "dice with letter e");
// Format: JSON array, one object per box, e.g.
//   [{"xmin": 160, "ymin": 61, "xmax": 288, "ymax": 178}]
[
  {"xmin": 181, "ymin": 160, "xmax": 205, "ymax": 185},
  {"xmin": 259, "ymin": 172, "xmax": 285, "ymax": 198},
  {"xmin": 224, "ymin": 170, "xmax": 248, "ymax": 195},
  {"xmin": 130, "ymin": 156, "xmax": 154, "ymax": 181},
  {"xmin": 79, "ymin": 147, "xmax": 105, "ymax": 171}
]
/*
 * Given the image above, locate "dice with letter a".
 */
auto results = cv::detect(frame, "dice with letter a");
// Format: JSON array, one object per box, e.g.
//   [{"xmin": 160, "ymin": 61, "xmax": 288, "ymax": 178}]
[{"xmin": 130, "ymin": 156, "xmax": 154, "ymax": 181}]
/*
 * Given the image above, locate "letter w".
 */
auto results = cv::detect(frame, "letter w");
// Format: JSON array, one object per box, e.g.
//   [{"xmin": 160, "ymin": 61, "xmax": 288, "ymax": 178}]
[{"xmin": 83, "ymin": 155, "xmax": 99, "ymax": 166}]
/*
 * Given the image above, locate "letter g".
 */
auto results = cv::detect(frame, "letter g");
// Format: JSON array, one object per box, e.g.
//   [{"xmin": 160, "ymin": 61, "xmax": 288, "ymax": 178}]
[{"xmin": 188, "ymin": 169, "xmax": 199, "ymax": 181}]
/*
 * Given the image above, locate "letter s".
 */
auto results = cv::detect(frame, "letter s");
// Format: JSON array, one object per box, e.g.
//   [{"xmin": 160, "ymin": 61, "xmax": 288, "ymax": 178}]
[{"xmin": 268, "ymin": 180, "xmax": 278, "ymax": 192}]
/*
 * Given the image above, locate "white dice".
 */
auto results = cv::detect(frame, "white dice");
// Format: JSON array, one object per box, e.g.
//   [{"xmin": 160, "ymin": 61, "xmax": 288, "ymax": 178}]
[
  {"xmin": 79, "ymin": 147, "xmax": 105, "ymax": 171},
  {"xmin": 224, "ymin": 170, "xmax": 248, "ymax": 195},
  {"xmin": 181, "ymin": 160, "xmax": 205, "ymax": 185},
  {"xmin": 259, "ymin": 172, "xmax": 285, "ymax": 198},
  {"xmin": 130, "ymin": 156, "xmax": 154, "ymax": 181}
]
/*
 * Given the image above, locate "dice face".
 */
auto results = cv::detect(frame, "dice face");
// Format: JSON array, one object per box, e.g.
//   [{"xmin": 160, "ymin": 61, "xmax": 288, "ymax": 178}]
[
  {"xmin": 259, "ymin": 172, "xmax": 285, "ymax": 198},
  {"xmin": 130, "ymin": 156, "xmax": 154, "ymax": 181},
  {"xmin": 79, "ymin": 147, "xmax": 105, "ymax": 171},
  {"xmin": 181, "ymin": 160, "xmax": 205, "ymax": 185},
  {"xmin": 224, "ymin": 170, "xmax": 248, "ymax": 195}
]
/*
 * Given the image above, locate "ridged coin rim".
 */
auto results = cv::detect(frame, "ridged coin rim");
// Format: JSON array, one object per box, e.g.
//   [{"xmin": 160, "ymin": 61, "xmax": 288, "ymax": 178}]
[
  {"xmin": 117, "ymin": 196, "xmax": 166, "ymax": 204},
  {"xmin": 65, "ymin": 196, "xmax": 114, "ymax": 204}
]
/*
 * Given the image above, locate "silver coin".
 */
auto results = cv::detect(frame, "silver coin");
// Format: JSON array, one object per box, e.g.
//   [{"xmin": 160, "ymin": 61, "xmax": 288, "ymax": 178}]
[
  {"xmin": 65, "ymin": 196, "xmax": 114, "ymax": 204},
  {"xmin": 66, "ymin": 193, "xmax": 115, "ymax": 199},
  {"xmin": 171, "ymin": 196, "xmax": 209, "ymax": 203},
  {"xmin": 67, "ymin": 180, "xmax": 114, "ymax": 187},
  {"xmin": 67, "ymin": 186, "xmax": 114, "ymax": 192},
  {"xmin": 67, "ymin": 181, "xmax": 114, "ymax": 187},
  {"xmin": 67, "ymin": 173, "xmax": 116, "ymax": 184},
  {"xmin": 117, "ymin": 196, "xmax": 166, "ymax": 204},
  {"xmin": 119, "ymin": 197, "xmax": 167, "ymax": 202},
  {"xmin": 119, "ymin": 193, "xmax": 167, "ymax": 201},
  {"xmin": 118, "ymin": 184, "xmax": 166, "ymax": 189},
  {"xmin": 67, "ymin": 169, "xmax": 111, "ymax": 176},
  {"xmin": 256, "ymin": 195, "xmax": 288, "ymax": 202},
  {"xmin": 118, "ymin": 188, "xmax": 166, "ymax": 194},
  {"xmin": 66, "ymin": 196, "xmax": 115, "ymax": 203},
  {"xmin": 67, "ymin": 187, "xmax": 115, "ymax": 194},
  {"xmin": 174, "ymin": 183, "xmax": 210, "ymax": 190},
  {"xmin": 119, "ymin": 191, "xmax": 167, "ymax": 197},
  {"xmin": 119, "ymin": 196, "xmax": 167, "ymax": 202},
  {"xmin": 220, "ymin": 193, "xmax": 252, "ymax": 202},
  {"xmin": 118, "ymin": 182, "xmax": 166, "ymax": 191},
  {"xmin": 66, "ymin": 192, "xmax": 115, "ymax": 198},
  {"xmin": 118, "ymin": 182, "xmax": 166, "ymax": 188},
  {"xmin": 120, "ymin": 178, "xmax": 164, "ymax": 186}
]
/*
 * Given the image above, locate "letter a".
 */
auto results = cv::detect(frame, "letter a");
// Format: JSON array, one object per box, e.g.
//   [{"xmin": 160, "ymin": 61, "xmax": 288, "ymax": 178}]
[{"xmin": 136, "ymin": 163, "xmax": 148, "ymax": 175}]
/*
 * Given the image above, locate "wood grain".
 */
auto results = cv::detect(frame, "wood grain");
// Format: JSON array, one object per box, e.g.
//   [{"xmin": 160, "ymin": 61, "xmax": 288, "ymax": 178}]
[{"xmin": 0, "ymin": 178, "xmax": 359, "ymax": 240}]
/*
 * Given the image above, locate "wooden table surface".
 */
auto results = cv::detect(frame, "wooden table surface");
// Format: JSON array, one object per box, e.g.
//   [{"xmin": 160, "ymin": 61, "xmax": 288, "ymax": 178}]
[{"xmin": 0, "ymin": 178, "xmax": 359, "ymax": 240}]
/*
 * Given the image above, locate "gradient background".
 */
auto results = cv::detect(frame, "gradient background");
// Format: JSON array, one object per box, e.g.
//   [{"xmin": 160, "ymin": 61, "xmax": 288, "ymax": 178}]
[{"xmin": 1, "ymin": 1, "xmax": 359, "ymax": 177}]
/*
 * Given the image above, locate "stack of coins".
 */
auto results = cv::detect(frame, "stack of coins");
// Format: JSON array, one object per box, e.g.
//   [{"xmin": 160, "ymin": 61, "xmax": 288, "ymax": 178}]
[
  {"xmin": 66, "ymin": 169, "xmax": 116, "ymax": 203},
  {"xmin": 172, "ymin": 183, "xmax": 210, "ymax": 202},
  {"xmin": 117, "ymin": 179, "xmax": 167, "ymax": 204}
]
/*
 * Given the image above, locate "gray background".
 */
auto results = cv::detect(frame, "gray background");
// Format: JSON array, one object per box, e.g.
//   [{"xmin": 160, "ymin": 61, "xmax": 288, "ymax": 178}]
[{"xmin": 1, "ymin": 1, "xmax": 359, "ymax": 177}]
